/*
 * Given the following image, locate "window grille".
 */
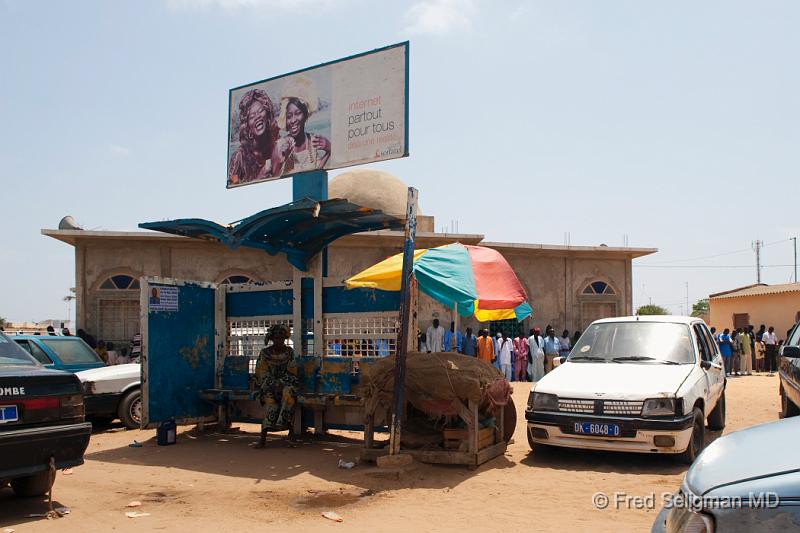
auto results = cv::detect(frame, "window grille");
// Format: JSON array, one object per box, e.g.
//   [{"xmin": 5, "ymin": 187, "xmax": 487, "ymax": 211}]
[
  {"xmin": 322, "ymin": 312, "xmax": 399, "ymax": 357},
  {"xmin": 226, "ymin": 316, "xmax": 293, "ymax": 372}
]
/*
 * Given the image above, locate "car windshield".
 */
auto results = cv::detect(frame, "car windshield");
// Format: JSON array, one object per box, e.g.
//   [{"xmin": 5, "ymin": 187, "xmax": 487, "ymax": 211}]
[
  {"xmin": 40, "ymin": 338, "xmax": 103, "ymax": 364},
  {"xmin": 0, "ymin": 332, "xmax": 37, "ymax": 365},
  {"xmin": 568, "ymin": 321, "xmax": 695, "ymax": 364}
]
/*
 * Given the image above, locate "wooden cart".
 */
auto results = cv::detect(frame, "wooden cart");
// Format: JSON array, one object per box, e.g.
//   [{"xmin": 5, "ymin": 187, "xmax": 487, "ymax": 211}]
[{"xmin": 361, "ymin": 397, "xmax": 507, "ymax": 468}]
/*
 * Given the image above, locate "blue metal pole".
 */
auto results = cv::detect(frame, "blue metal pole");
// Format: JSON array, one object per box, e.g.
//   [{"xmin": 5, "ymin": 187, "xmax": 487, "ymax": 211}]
[{"xmin": 389, "ymin": 187, "xmax": 418, "ymax": 455}]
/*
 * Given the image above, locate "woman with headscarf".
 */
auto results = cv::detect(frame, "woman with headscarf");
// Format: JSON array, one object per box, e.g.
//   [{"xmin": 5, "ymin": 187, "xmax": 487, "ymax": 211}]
[
  {"xmin": 271, "ymin": 95, "xmax": 331, "ymax": 176},
  {"xmin": 228, "ymin": 89, "xmax": 279, "ymax": 185},
  {"xmin": 253, "ymin": 324, "xmax": 298, "ymax": 447}
]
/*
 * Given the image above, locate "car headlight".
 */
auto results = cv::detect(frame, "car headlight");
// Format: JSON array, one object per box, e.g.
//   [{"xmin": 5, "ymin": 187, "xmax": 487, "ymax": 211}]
[
  {"xmin": 532, "ymin": 392, "xmax": 559, "ymax": 411},
  {"xmin": 641, "ymin": 397, "xmax": 676, "ymax": 417},
  {"xmin": 676, "ymin": 510, "xmax": 714, "ymax": 533}
]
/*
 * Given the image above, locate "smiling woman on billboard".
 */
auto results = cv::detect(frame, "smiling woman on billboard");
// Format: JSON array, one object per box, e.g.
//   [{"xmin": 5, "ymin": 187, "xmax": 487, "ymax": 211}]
[
  {"xmin": 227, "ymin": 89, "xmax": 279, "ymax": 185},
  {"xmin": 271, "ymin": 77, "xmax": 331, "ymax": 175}
]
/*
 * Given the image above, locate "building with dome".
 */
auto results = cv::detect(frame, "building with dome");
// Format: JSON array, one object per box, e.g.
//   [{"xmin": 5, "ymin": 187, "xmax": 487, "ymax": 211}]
[{"xmin": 43, "ymin": 169, "xmax": 655, "ymax": 349}]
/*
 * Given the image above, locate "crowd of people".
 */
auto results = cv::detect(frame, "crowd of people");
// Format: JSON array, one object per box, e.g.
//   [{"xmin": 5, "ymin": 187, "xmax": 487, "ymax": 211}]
[
  {"xmin": 710, "ymin": 324, "xmax": 787, "ymax": 377},
  {"xmin": 75, "ymin": 328, "xmax": 141, "ymax": 366},
  {"xmin": 419, "ymin": 318, "xmax": 580, "ymax": 382}
]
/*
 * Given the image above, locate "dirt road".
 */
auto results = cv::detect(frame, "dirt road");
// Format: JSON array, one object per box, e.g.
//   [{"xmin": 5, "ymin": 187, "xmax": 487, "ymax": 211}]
[{"xmin": 0, "ymin": 374, "xmax": 782, "ymax": 532}]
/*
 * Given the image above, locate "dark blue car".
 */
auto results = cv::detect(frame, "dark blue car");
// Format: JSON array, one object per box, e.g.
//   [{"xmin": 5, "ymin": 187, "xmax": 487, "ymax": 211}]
[{"xmin": 12, "ymin": 335, "xmax": 105, "ymax": 373}]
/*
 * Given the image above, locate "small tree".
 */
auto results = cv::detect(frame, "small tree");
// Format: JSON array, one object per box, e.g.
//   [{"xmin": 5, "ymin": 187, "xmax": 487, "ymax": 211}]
[
  {"xmin": 691, "ymin": 299, "xmax": 709, "ymax": 318},
  {"xmin": 0, "ymin": 317, "xmax": 6, "ymax": 329},
  {"xmin": 637, "ymin": 304, "xmax": 669, "ymax": 316}
]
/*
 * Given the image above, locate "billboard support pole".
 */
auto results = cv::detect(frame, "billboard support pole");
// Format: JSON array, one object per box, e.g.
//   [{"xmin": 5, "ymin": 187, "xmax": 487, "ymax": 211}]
[
  {"xmin": 292, "ymin": 170, "xmax": 328, "ymax": 202},
  {"xmin": 389, "ymin": 187, "xmax": 418, "ymax": 456},
  {"xmin": 291, "ymin": 170, "xmax": 328, "ymax": 356}
]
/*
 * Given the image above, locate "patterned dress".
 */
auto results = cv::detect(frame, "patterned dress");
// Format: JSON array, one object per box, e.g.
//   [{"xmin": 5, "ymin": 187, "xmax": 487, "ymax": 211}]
[{"xmin": 254, "ymin": 344, "xmax": 298, "ymax": 432}]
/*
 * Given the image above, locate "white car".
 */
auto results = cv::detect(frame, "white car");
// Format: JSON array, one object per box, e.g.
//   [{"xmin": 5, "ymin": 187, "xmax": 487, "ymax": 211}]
[
  {"xmin": 526, "ymin": 316, "xmax": 726, "ymax": 463},
  {"xmin": 76, "ymin": 364, "xmax": 141, "ymax": 429}
]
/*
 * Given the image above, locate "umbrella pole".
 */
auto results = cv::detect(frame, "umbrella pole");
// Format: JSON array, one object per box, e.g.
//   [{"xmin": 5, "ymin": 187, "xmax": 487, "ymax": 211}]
[
  {"xmin": 452, "ymin": 302, "xmax": 459, "ymax": 352},
  {"xmin": 389, "ymin": 187, "xmax": 418, "ymax": 456}
]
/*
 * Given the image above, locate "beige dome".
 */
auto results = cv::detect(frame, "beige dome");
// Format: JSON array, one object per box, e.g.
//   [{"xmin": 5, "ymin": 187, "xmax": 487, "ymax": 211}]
[{"xmin": 329, "ymin": 168, "xmax": 421, "ymax": 216}]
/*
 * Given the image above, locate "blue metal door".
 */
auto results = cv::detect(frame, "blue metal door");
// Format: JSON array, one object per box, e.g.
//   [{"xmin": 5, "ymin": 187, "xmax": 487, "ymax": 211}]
[{"xmin": 141, "ymin": 278, "xmax": 221, "ymax": 428}]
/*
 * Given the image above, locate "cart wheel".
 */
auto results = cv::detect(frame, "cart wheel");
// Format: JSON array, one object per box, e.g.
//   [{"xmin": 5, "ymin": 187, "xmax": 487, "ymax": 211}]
[{"xmin": 503, "ymin": 396, "xmax": 517, "ymax": 442}]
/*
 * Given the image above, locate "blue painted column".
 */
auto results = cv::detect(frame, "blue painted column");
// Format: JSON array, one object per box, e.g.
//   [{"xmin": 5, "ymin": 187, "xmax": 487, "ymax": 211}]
[
  {"xmin": 291, "ymin": 170, "xmax": 329, "ymax": 360},
  {"xmin": 292, "ymin": 170, "xmax": 328, "ymax": 202}
]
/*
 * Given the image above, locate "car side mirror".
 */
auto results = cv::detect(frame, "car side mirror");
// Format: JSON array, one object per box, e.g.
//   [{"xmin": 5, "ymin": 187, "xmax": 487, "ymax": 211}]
[
  {"xmin": 700, "ymin": 360, "xmax": 712, "ymax": 370},
  {"xmin": 781, "ymin": 345, "xmax": 800, "ymax": 359}
]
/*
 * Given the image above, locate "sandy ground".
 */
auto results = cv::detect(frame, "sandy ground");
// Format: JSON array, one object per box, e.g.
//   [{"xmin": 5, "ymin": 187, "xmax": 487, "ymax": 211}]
[{"xmin": 0, "ymin": 374, "xmax": 782, "ymax": 533}]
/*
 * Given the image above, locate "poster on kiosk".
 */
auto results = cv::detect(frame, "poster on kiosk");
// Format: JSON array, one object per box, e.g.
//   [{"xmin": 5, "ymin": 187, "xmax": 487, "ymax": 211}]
[{"xmin": 226, "ymin": 42, "xmax": 409, "ymax": 188}]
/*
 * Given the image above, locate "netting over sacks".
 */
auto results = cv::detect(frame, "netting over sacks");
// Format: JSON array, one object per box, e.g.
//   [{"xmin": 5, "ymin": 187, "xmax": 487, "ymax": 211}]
[{"xmin": 361, "ymin": 352, "xmax": 512, "ymax": 420}]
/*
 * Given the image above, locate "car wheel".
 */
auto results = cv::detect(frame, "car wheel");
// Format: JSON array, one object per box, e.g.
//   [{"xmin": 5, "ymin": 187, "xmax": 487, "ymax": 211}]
[
  {"xmin": 118, "ymin": 389, "xmax": 142, "ymax": 429},
  {"xmin": 677, "ymin": 407, "xmax": 705, "ymax": 465},
  {"xmin": 706, "ymin": 392, "xmax": 726, "ymax": 431},
  {"xmin": 11, "ymin": 471, "xmax": 53, "ymax": 497},
  {"xmin": 780, "ymin": 387, "xmax": 800, "ymax": 418}
]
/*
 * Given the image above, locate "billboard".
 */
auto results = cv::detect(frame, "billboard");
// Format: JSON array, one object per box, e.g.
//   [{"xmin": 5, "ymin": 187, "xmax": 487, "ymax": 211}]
[{"xmin": 227, "ymin": 42, "xmax": 408, "ymax": 188}]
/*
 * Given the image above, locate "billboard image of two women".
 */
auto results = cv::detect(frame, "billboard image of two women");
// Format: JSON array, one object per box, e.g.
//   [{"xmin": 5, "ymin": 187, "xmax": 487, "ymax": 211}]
[{"xmin": 227, "ymin": 42, "xmax": 408, "ymax": 188}]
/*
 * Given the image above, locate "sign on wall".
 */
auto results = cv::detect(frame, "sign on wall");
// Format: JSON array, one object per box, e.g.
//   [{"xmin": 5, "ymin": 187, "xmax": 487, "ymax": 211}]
[
  {"xmin": 227, "ymin": 42, "xmax": 409, "ymax": 188},
  {"xmin": 149, "ymin": 285, "xmax": 179, "ymax": 312}
]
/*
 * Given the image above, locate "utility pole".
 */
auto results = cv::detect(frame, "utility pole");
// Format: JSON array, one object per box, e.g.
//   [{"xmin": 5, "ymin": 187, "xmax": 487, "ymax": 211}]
[
  {"xmin": 685, "ymin": 282, "xmax": 689, "ymax": 317},
  {"xmin": 793, "ymin": 237, "xmax": 797, "ymax": 283},
  {"xmin": 389, "ymin": 187, "xmax": 418, "ymax": 457},
  {"xmin": 752, "ymin": 240, "xmax": 762, "ymax": 283}
]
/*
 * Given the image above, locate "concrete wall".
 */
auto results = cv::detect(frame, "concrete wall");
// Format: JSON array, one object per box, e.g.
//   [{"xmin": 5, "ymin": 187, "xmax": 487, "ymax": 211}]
[
  {"xmin": 709, "ymin": 292, "xmax": 800, "ymax": 341},
  {"xmin": 73, "ymin": 234, "xmax": 635, "ymax": 345}
]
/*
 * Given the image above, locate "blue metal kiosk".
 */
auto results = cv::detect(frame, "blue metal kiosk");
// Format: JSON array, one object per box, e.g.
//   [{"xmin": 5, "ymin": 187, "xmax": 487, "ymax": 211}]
[{"xmin": 137, "ymin": 174, "xmax": 408, "ymax": 434}]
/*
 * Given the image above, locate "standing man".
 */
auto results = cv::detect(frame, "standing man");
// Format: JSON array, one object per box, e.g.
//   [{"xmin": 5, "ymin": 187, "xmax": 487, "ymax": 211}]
[
  {"xmin": 718, "ymin": 328, "xmax": 733, "ymax": 376},
  {"xmin": 476, "ymin": 329, "xmax": 495, "ymax": 364},
  {"xmin": 513, "ymin": 330, "xmax": 529, "ymax": 382},
  {"xmin": 497, "ymin": 331, "xmax": 513, "ymax": 381},
  {"xmin": 763, "ymin": 326, "xmax": 778, "ymax": 375},
  {"xmin": 443, "ymin": 321, "xmax": 463, "ymax": 353},
  {"xmin": 527, "ymin": 327, "xmax": 545, "ymax": 381},
  {"xmin": 461, "ymin": 327, "xmax": 477, "ymax": 357},
  {"xmin": 542, "ymin": 326, "xmax": 561, "ymax": 374},
  {"xmin": 756, "ymin": 324, "xmax": 766, "ymax": 343},
  {"xmin": 426, "ymin": 318, "xmax": 445, "ymax": 353},
  {"xmin": 739, "ymin": 328, "xmax": 753, "ymax": 375},
  {"xmin": 747, "ymin": 325, "xmax": 756, "ymax": 371}
]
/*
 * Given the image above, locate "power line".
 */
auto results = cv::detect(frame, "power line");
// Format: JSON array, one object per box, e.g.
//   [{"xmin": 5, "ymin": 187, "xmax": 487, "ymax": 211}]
[
  {"xmin": 640, "ymin": 247, "xmax": 752, "ymax": 265},
  {"xmin": 634, "ymin": 264, "xmax": 794, "ymax": 269},
  {"xmin": 639, "ymin": 238, "xmax": 792, "ymax": 266}
]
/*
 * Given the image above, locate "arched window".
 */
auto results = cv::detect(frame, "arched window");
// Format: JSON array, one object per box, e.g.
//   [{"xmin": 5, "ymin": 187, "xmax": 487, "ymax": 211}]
[
  {"xmin": 99, "ymin": 275, "xmax": 140, "ymax": 290},
  {"xmin": 582, "ymin": 281, "xmax": 615, "ymax": 295},
  {"xmin": 221, "ymin": 275, "xmax": 255, "ymax": 285}
]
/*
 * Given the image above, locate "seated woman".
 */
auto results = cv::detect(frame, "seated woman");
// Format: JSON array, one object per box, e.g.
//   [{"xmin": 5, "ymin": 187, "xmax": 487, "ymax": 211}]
[
  {"xmin": 271, "ymin": 96, "xmax": 331, "ymax": 176},
  {"xmin": 253, "ymin": 324, "xmax": 298, "ymax": 448}
]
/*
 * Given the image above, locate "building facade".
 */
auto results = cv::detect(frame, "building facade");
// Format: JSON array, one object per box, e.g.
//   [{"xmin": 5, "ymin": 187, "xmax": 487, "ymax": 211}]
[
  {"xmin": 709, "ymin": 283, "xmax": 800, "ymax": 341},
  {"xmin": 43, "ymin": 171, "xmax": 656, "ymax": 348}
]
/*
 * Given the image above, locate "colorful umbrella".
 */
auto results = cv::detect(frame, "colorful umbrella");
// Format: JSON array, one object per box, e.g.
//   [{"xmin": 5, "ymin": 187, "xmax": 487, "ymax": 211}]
[{"xmin": 345, "ymin": 243, "xmax": 533, "ymax": 322}]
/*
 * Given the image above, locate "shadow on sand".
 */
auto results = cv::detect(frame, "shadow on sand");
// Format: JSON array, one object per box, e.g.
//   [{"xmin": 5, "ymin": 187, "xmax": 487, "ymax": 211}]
[
  {"xmin": 84, "ymin": 426, "xmax": 517, "ymax": 492},
  {"xmin": 519, "ymin": 427, "xmax": 725, "ymax": 475}
]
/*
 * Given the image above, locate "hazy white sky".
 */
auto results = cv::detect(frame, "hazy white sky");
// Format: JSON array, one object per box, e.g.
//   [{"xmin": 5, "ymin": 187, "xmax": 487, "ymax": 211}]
[{"xmin": 1, "ymin": 0, "xmax": 798, "ymax": 322}]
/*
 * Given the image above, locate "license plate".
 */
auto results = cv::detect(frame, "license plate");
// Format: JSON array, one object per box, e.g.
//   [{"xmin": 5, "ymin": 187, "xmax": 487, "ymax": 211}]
[
  {"xmin": 0, "ymin": 405, "xmax": 18, "ymax": 424},
  {"xmin": 574, "ymin": 422, "xmax": 620, "ymax": 437}
]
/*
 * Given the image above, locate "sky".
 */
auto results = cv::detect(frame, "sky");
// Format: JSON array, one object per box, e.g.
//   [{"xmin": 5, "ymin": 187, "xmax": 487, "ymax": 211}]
[{"xmin": 1, "ymin": 0, "xmax": 798, "ymax": 323}]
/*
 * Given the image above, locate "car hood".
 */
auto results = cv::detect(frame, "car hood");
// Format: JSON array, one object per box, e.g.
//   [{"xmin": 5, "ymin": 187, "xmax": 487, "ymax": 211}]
[
  {"xmin": 686, "ymin": 417, "xmax": 800, "ymax": 498},
  {"xmin": 533, "ymin": 361, "xmax": 692, "ymax": 400},
  {"xmin": 76, "ymin": 363, "xmax": 140, "ymax": 383}
]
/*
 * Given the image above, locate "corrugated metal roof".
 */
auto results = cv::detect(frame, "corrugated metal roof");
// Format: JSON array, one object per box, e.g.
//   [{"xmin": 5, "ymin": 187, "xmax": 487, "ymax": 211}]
[
  {"xmin": 709, "ymin": 283, "xmax": 800, "ymax": 300},
  {"xmin": 139, "ymin": 198, "xmax": 404, "ymax": 271}
]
